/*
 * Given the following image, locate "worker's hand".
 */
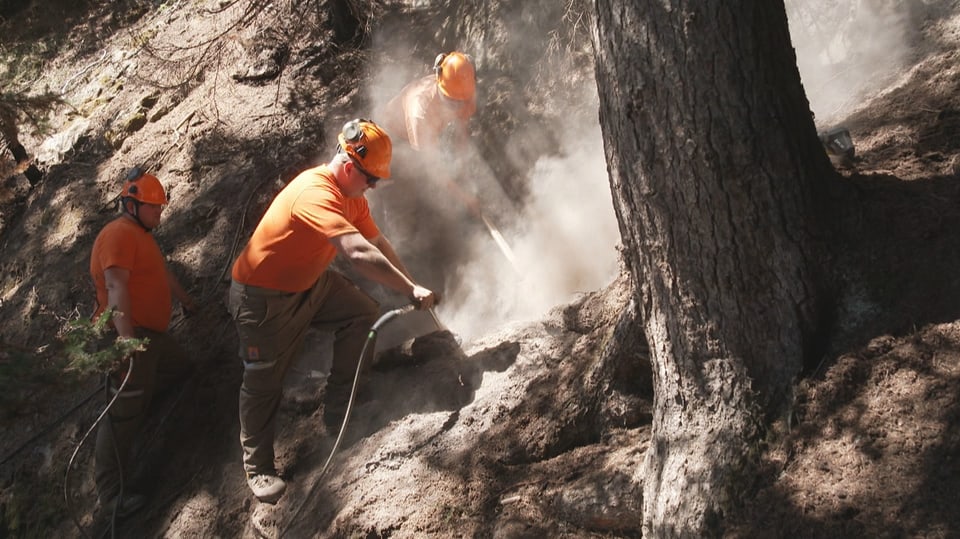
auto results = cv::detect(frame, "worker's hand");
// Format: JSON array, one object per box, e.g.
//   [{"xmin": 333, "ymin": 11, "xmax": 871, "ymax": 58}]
[{"xmin": 410, "ymin": 285, "xmax": 437, "ymax": 310}]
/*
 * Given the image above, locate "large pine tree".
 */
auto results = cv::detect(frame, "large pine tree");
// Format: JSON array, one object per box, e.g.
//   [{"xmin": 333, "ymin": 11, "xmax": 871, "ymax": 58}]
[{"xmin": 591, "ymin": 2, "xmax": 835, "ymax": 535}]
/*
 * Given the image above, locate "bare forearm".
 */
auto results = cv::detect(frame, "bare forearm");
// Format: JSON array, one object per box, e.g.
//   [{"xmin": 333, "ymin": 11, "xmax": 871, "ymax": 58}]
[
  {"xmin": 349, "ymin": 248, "xmax": 416, "ymax": 298},
  {"xmin": 372, "ymin": 236, "xmax": 413, "ymax": 280},
  {"xmin": 333, "ymin": 232, "xmax": 435, "ymax": 309},
  {"xmin": 106, "ymin": 285, "xmax": 136, "ymax": 339}
]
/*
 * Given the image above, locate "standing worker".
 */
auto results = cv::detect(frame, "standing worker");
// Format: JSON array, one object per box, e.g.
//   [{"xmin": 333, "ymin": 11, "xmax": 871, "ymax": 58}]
[
  {"xmin": 229, "ymin": 119, "xmax": 437, "ymax": 505},
  {"xmin": 89, "ymin": 169, "xmax": 196, "ymax": 517}
]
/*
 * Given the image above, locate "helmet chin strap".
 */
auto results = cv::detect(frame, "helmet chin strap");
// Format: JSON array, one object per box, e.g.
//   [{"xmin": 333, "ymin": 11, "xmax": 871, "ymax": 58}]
[{"xmin": 122, "ymin": 198, "xmax": 153, "ymax": 231}]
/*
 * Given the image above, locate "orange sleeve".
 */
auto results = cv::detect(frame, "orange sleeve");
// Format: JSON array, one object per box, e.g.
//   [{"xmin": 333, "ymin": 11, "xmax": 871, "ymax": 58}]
[
  {"xmin": 293, "ymin": 178, "xmax": 358, "ymax": 238},
  {"xmin": 95, "ymin": 223, "xmax": 138, "ymax": 273},
  {"xmin": 353, "ymin": 198, "xmax": 380, "ymax": 239},
  {"xmin": 403, "ymin": 77, "xmax": 445, "ymax": 151}
]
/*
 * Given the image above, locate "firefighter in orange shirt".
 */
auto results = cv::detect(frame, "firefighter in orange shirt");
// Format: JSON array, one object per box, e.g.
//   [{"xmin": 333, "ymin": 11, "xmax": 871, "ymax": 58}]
[
  {"xmin": 228, "ymin": 119, "xmax": 436, "ymax": 504},
  {"xmin": 89, "ymin": 169, "xmax": 196, "ymax": 518}
]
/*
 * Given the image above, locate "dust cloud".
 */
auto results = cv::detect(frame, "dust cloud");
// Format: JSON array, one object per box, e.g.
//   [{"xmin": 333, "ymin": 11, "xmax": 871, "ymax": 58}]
[
  {"xmin": 359, "ymin": 1, "xmax": 926, "ymax": 343},
  {"xmin": 785, "ymin": 0, "xmax": 911, "ymax": 127},
  {"xmin": 366, "ymin": 53, "xmax": 620, "ymax": 344},
  {"xmin": 438, "ymin": 120, "xmax": 620, "ymax": 342}
]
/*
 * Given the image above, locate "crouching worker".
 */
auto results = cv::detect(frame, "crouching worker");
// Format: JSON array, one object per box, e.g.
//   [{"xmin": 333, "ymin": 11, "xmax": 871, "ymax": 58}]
[
  {"xmin": 373, "ymin": 51, "xmax": 482, "ymax": 292},
  {"xmin": 379, "ymin": 51, "xmax": 477, "ymax": 154},
  {"xmin": 228, "ymin": 119, "xmax": 437, "ymax": 504},
  {"xmin": 89, "ymin": 169, "xmax": 196, "ymax": 518}
]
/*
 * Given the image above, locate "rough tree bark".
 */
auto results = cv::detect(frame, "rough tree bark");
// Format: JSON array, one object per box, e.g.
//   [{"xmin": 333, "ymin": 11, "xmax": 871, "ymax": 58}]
[{"xmin": 590, "ymin": 2, "xmax": 835, "ymax": 537}]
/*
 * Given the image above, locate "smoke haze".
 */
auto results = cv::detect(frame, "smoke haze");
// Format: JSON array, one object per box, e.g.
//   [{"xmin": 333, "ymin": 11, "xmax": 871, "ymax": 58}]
[
  {"xmin": 439, "ymin": 120, "xmax": 620, "ymax": 342},
  {"xmin": 366, "ymin": 52, "xmax": 620, "ymax": 344},
  {"xmin": 786, "ymin": 0, "xmax": 912, "ymax": 127},
  {"xmin": 364, "ymin": 0, "xmax": 919, "ymax": 344}
]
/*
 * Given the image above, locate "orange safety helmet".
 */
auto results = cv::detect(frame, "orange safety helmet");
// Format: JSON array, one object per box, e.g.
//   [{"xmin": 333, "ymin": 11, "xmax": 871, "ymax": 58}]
[
  {"xmin": 337, "ymin": 119, "xmax": 392, "ymax": 179},
  {"xmin": 120, "ymin": 168, "xmax": 168, "ymax": 205},
  {"xmin": 434, "ymin": 51, "xmax": 476, "ymax": 102}
]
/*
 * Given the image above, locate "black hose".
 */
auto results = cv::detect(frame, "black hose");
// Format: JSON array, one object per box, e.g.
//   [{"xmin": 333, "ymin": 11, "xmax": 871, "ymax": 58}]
[
  {"xmin": 279, "ymin": 304, "xmax": 415, "ymax": 537},
  {"xmin": 370, "ymin": 304, "xmax": 415, "ymax": 332}
]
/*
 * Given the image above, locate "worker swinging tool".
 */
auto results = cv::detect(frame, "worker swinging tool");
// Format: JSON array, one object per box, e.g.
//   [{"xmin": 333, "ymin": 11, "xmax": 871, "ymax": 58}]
[
  {"xmin": 376, "ymin": 50, "xmax": 522, "ymax": 281},
  {"xmin": 227, "ymin": 118, "xmax": 438, "ymax": 506}
]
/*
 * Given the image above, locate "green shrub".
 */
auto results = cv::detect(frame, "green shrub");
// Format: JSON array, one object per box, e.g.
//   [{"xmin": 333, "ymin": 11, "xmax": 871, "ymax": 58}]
[{"xmin": 60, "ymin": 309, "xmax": 148, "ymax": 377}]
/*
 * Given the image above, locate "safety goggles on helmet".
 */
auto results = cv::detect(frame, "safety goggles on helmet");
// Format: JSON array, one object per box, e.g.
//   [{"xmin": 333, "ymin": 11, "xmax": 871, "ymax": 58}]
[
  {"xmin": 341, "ymin": 120, "xmax": 380, "ymax": 185},
  {"xmin": 337, "ymin": 119, "xmax": 392, "ymax": 179},
  {"xmin": 341, "ymin": 119, "xmax": 371, "ymax": 158},
  {"xmin": 126, "ymin": 166, "xmax": 144, "ymax": 182}
]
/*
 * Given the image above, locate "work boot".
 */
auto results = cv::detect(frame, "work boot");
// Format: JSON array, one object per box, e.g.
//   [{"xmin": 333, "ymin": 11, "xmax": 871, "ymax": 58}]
[
  {"xmin": 247, "ymin": 473, "xmax": 286, "ymax": 504},
  {"xmin": 101, "ymin": 492, "xmax": 146, "ymax": 519}
]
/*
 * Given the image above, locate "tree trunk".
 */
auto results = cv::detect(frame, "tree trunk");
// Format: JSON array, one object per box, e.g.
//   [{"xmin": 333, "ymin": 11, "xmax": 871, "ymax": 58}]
[{"xmin": 590, "ymin": 1, "xmax": 835, "ymax": 536}]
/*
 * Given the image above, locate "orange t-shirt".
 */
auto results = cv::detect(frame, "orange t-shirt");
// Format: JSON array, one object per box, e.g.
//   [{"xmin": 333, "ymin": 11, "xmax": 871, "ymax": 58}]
[
  {"xmin": 379, "ymin": 75, "xmax": 476, "ymax": 151},
  {"xmin": 231, "ymin": 165, "xmax": 380, "ymax": 292},
  {"xmin": 90, "ymin": 216, "xmax": 172, "ymax": 332}
]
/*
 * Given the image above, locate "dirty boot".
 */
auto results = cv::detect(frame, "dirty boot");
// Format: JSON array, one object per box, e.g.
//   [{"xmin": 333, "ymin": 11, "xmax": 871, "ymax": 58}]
[{"xmin": 247, "ymin": 473, "xmax": 286, "ymax": 504}]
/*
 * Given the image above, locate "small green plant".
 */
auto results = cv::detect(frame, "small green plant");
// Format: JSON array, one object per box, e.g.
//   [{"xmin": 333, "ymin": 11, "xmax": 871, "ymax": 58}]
[{"xmin": 60, "ymin": 309, "xmax": 148, "ymax": 376}]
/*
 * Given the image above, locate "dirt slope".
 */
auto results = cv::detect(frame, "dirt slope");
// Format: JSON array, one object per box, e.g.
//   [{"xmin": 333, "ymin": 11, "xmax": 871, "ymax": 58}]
[{"xmin": 1, "ymin": 1, "xmax": 959, "ymax": 538}]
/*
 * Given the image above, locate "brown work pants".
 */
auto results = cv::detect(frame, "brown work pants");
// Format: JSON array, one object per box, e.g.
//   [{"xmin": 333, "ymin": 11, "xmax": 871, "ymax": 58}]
[
  {"xmin": 229, "ymin": 271, "xmax": 379, "ymax": 475},
  {"xmin": 94, "ymin": 328, "xmax": 192, "ymax": 503}
]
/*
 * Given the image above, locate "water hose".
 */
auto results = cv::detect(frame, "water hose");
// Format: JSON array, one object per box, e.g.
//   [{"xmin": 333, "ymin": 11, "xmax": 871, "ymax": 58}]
[
  {"xmin": 322, "ymin": 304, "xmax": 415, "ymax": 470},
  {"xmin": 279, "ymin": 304, "xmax": 416, "ymax": 537}
]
